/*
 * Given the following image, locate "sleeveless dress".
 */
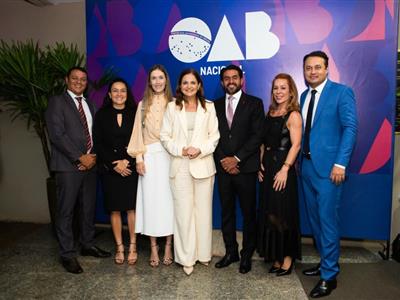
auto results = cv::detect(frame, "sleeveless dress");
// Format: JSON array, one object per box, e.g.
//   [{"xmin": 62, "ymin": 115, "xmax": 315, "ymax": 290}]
[
  {"xmin": 257, "ymin": 112, "xmax": 301, "ymax": 262},
  {"xmin": 93, "ymin": 106, "xmax": 138, "ymax": 211}
]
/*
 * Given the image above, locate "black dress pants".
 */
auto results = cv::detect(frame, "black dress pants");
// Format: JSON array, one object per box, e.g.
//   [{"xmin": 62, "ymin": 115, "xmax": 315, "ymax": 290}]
[
  {"xmin": 55, "ymin": 170, "xmax": 96, "ymax": 258},
  {"xmin": 217, "ymin": 172, "xmax": 257, "ymax": 259}
]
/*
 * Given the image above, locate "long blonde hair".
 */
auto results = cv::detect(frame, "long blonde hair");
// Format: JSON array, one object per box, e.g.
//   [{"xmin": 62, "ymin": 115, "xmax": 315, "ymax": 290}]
[{"xmin": 142, "ymin": 64, "xmax": 173, "ymax": 116}]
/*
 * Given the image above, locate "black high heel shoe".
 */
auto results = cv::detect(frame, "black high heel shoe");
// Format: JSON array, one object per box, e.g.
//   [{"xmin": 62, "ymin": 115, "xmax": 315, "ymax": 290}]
[
  {"xmin": 268, "ymin": 264, "xmax": 281, "ymax": 273},
  {"xmin": 276, "ymin": 260, "xmax": 294, "ymax": 276}
]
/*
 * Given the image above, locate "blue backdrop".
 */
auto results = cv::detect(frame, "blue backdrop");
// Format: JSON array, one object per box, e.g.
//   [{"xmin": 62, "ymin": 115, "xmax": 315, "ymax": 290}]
[{"xmin": 87, "ymin": 0, "xmax": 398, "ymax": 241}]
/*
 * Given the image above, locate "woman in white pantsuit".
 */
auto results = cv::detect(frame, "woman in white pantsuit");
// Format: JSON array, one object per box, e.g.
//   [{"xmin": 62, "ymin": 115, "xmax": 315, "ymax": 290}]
[{"xmin": 160, "ymin": 69, "xmax": 219, "ymax": 276}]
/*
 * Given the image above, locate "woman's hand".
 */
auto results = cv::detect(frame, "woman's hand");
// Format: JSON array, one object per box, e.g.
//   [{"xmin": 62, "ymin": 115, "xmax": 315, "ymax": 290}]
[
  {"xmin": 186, "ymin": 146, "xmax": 201, "ymax": 159},
  {"xmin": 113, "ymin": 159, "xmax": 132, "ymax": 177},
  {"xmin": 273, "ymin": 167, "xmax": 288, "ymax": 191},
  {"xmin": 258, "ymin": 163, "xmax": 265, "ymax": 182},
  {"xmin": 136, "ymin": 161, "xmax": 146, "ymax": 176}
]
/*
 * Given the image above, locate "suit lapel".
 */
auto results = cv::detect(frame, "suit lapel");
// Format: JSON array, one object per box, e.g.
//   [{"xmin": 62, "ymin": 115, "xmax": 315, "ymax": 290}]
[
  {"xmin": 177, "ymin": 103, "xmax": 189, "ymax": 139},
  {"xmin": 313, "ymin": 80, "xmax": 331, "ymax": 125},
  {"xmin": 230, "ymin": 93, "xmax": 246, "ymax": 130},
  {"xmin": 64, "ymin": 93, "xmax": 84, "ymax": 127},
  {"xmin": 191, "ymin": 102, "xmax": 205, "ymax": 143}
]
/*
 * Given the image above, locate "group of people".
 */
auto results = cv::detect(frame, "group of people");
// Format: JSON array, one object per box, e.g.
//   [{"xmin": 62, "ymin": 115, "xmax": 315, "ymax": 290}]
[{"xmin": 46, "ymin": 50, "xmax": 357, "ymax": 298}]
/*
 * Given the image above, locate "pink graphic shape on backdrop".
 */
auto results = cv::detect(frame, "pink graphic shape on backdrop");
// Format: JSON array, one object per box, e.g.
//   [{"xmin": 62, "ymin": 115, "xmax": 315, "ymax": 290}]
[
  {"xmin": 271, "ymin": 0, "xmax": 286, "ymax": 45},
  {"xmin": 107, "ymin": 0, "xmax": 142, "ymax": 56},
  {"xmin": 359, "ymin": 118, "xmax": 392, "ymax": 174},
  {"xmin": 157, "ymin": 4, "xmax": 182, "ymax": 53},
  {"xmin": 91, "ymin": 4, "xmax": 108, "ymax": 57},
  {"xmin": 348, "ymin": 0, "xmax": 385, "ymax": 41},
  {"xmin": 285, "ymin": 0, "xmax": 333, "ymax": 44},
  {"xmin": 132, "ymin": 65, "xmax": 147, "ymax": 102},
  {"xmin": 386, "ymin": 0, "xmax": 394, "ymax": 18},
  {"xmin": 322, "ymin": 44, "xmax": 340, "ymax": 82}
]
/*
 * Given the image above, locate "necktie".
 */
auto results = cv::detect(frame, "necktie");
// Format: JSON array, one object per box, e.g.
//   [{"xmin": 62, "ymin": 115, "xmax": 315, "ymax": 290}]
[
  {"xmin": 76, "ymin": 97, "xmax": 92, "ymax": 152},
  {"xmin": 226, "ymin": 95, "xmax": 234, "ymax": 128},
  {"xmin": 303, "ymin": 89, "xmax": 317, "ymax": 155}
]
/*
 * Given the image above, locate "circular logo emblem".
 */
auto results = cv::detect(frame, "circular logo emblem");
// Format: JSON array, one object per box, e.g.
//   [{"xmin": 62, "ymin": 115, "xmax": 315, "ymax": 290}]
[{"xmin": 169, "ymin": 18, "xmax": 212, "ymax": 63}]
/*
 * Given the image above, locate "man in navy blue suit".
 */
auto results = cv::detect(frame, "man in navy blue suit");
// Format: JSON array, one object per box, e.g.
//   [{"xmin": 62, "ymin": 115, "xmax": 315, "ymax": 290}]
[{"xmin": 299, "ymin": 51, "xmax": 357, "ymax": 298}]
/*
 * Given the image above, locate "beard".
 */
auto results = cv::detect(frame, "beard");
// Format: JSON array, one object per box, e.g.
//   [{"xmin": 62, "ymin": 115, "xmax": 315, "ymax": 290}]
[{"xmin": 224, "ymin": 83, "xmax": 242, "ymax": 95}]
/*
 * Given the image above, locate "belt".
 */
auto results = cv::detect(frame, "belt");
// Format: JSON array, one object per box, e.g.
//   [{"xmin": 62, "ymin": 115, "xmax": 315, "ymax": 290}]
[{"xmin": 302, "ymin": 152, "xmax": 311, "ymax": 160}]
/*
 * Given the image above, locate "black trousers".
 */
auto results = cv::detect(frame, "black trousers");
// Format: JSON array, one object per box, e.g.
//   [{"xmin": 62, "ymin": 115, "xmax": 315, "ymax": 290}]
[
  {"xmin": 55, "ymin": 170, "xmax": 96, "ymax": 258},
  {"xmin": 217, "ymin": 171, "xmax": 257, "ymax": 259}
]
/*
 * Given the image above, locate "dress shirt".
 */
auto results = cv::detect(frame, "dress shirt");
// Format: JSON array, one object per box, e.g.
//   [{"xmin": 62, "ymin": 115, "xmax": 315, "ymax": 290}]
[
  {"xmin": 67, "ymin": 90, "xmax": 93, "ymax": 149},
  {"xmin": 225, "ymin": 89, "xmax": 242, "ymax": 117},
  {"xmin": 301, "ymin": 78, "xmax": 327, "ymax": 127},
  {"xmin": 127, "ymin": 97, "xmax": 168, "ymax": 162},
  {"xmin": 225, "ymin": 89, "xmax": 243, "ymax": 162}
]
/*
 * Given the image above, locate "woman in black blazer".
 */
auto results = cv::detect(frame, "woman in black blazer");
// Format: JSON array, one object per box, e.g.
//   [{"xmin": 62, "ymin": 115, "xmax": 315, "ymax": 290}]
[{"xmin": 93, "ymin": 78, "xmax": 138, "ymax": 265}]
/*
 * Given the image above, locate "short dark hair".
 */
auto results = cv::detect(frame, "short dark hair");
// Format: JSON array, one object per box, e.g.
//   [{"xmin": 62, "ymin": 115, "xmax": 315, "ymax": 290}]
[
  {"xmin": 66, "ymin": 66, "xmax": 88, "ymax": 78},
  {"xmin": 219, "ymin": 64, "xmax": 243, "ymax": 81},
  {"xmin": 303, "ymin": 51, "xmax": 329, "ymax": 68}
]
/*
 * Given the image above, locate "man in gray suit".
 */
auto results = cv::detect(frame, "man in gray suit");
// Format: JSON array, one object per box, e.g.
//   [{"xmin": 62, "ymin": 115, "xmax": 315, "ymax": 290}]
[{"xmin": 46, "ymin": 67, "xmax": 110, "ymax": 274}]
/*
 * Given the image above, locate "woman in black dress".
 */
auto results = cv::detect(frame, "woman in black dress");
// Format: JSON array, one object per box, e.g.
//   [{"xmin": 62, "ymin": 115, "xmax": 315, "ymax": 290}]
[
  {"xmin": 93, "ymin": 78, "xmax": 138, "ymax": 265},
  {"xmin": 257, "ymin": 73, "xmax": 302, "ymax": 276}
]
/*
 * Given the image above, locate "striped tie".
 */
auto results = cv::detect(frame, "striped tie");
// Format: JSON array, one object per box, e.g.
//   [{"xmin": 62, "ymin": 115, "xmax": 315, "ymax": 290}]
[{"xmin": 76, "ymin": 97, "xmax": 92, "ymax": 152}]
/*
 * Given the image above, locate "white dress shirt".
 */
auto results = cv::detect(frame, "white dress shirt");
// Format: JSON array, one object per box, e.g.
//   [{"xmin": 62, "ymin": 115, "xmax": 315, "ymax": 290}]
[
  {"xmin": 225, "ymin": 89, "xmax": 242, "ymax": 116},
  {"xmin": 67, "ymin": 90, "xmax": 93, "ymax": 147}
]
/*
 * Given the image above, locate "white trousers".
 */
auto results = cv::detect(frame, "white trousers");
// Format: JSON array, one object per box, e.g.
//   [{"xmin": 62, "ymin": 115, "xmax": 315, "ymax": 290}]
[{"xmin": 170, "ymin": 158, "xmax": 214, "ymax": 267}]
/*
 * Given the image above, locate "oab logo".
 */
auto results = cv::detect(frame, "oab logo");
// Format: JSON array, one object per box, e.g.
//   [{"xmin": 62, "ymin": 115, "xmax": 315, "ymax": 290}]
[{"xmin": 168, "ymin": 12, "xmax": 280, "ymax": 63}]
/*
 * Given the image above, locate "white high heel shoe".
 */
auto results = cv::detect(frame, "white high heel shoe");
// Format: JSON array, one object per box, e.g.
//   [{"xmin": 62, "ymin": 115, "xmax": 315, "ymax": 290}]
[{"xmin": 183, "ymin": 266, "xmax": 194, "ymax": 275}]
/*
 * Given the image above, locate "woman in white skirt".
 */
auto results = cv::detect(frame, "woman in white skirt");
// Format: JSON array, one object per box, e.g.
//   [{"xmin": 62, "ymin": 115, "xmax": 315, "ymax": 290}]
[
  {"xmin": 127, "ymin": 65, "xmax": 174, "ymax": 267},
  {"xmin": 160, "ymin": 69, "xmax": 219, "ymax": 275}
]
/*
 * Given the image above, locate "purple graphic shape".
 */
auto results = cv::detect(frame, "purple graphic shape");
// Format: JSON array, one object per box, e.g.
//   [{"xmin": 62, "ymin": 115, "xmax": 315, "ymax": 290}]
[
  {"xmin": 107, "ymin": 0, "xmax": 142, "ymax": 56},
  {"xmin": 157, "ymin": 3, "xmax": 182, "ymax": 53},
  {"xmin": 359, "ymin": 118, "xmax": 392, "ymax": 174},
  {"xmin": 349, "ymin": 0, "xmax": 385, "ymax": 41},
  {"xmin": 285, "ymin": 0, "xmax": 333, "ymax": 44}
]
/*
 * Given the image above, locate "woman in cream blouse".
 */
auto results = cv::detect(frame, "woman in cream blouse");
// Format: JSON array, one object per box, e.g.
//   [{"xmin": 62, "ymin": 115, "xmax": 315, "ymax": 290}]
[
  {"xmin": 127, "ymin": 65, "xmax": 174, "ymax": 267},
  {"xmin": 160, "ymin": 69, "xmax": 220, "ymax": 275}
]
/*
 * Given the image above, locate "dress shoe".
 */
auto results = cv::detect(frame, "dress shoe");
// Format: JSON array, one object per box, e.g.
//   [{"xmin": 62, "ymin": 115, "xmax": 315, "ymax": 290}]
[
  {"xmin": 276, "ymin": 260, "xmax": 294, "ymax": 277},
  {"xmin": 61, "ymin": 257, "xmax": 83, "ymax": 274},
  {"xmin": 239, "ymin": 257, "xmax": 252, "ymax": 274},
  {"xmin": 302, "ymin": 264, "xmax": 321, "ymax": 276},
  {"xmin": 81, "ymin": 246, "xmax": 111, "ymax": 258},
  {"xmin": 183, "ymin": 266, "xmax": 194, "ymax": 276},
  {"xmin": 215, "ymin": 253, "xmax": 239, "ymax": 268},
  {"xmin": 310, "ymin": 279, "xmax": 337, "ymax": 298}
]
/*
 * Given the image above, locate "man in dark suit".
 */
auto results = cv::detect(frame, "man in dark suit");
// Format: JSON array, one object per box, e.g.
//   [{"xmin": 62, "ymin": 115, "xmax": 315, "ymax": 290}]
[
  {"xmin": 214, "ymin": 65, "xmax": 264, "ymax": 274},
  {"xmin": 46, "ymin": 67, "xmax": 110, "ymax": 274},
  {"xmin": 299, "ymin": 51, "xmax": 357, "ymax": 297}
]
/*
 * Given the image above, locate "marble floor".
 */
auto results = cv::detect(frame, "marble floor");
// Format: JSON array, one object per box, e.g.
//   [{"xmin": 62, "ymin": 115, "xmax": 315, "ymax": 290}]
[{"xmin": 0, "ymin": 223, "xmax": 399, "ymax": 300}]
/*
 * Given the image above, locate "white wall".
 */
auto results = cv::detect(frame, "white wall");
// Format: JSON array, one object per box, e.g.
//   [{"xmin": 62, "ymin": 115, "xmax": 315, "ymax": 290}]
[{"xmin": 0, "ymin": 0, "xmax": 86, "ymax": 223}]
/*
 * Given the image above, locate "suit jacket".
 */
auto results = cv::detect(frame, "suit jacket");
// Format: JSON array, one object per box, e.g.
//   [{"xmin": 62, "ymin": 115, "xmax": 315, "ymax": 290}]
[
  {"xmin": 214, "ymin": 92, "xmax": 265, "ymax": 174},
  {"xmin": 300, "ymin": 79, "xmax": 358, "ymax": 177},
  {"xmin": 46, "ymin": 92, "xmax": 97, "ymax": 172},
  {"xmin": 160, "ymin": 100, "xmax": 220, "ymax": 179}
]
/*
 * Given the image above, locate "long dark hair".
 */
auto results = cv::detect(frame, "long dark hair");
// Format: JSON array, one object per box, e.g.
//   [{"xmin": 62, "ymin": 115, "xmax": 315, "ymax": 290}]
[
  {"xmin": 102, "ymin": 78, "xmax": 136, "ymax": 109},
  {"xmin": 175, "ymin": 68, "xmax": 206, "ymax": 110}
]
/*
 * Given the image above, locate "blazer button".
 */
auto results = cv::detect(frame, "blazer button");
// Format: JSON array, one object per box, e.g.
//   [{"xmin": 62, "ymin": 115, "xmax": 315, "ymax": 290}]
[
  {"xmin": 113, "ymin": 149, "xmax": 117, "ymax": 152},
  {"xmin": 229, "ymin": 134, "xmax": 232, "ymax": 139}
]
